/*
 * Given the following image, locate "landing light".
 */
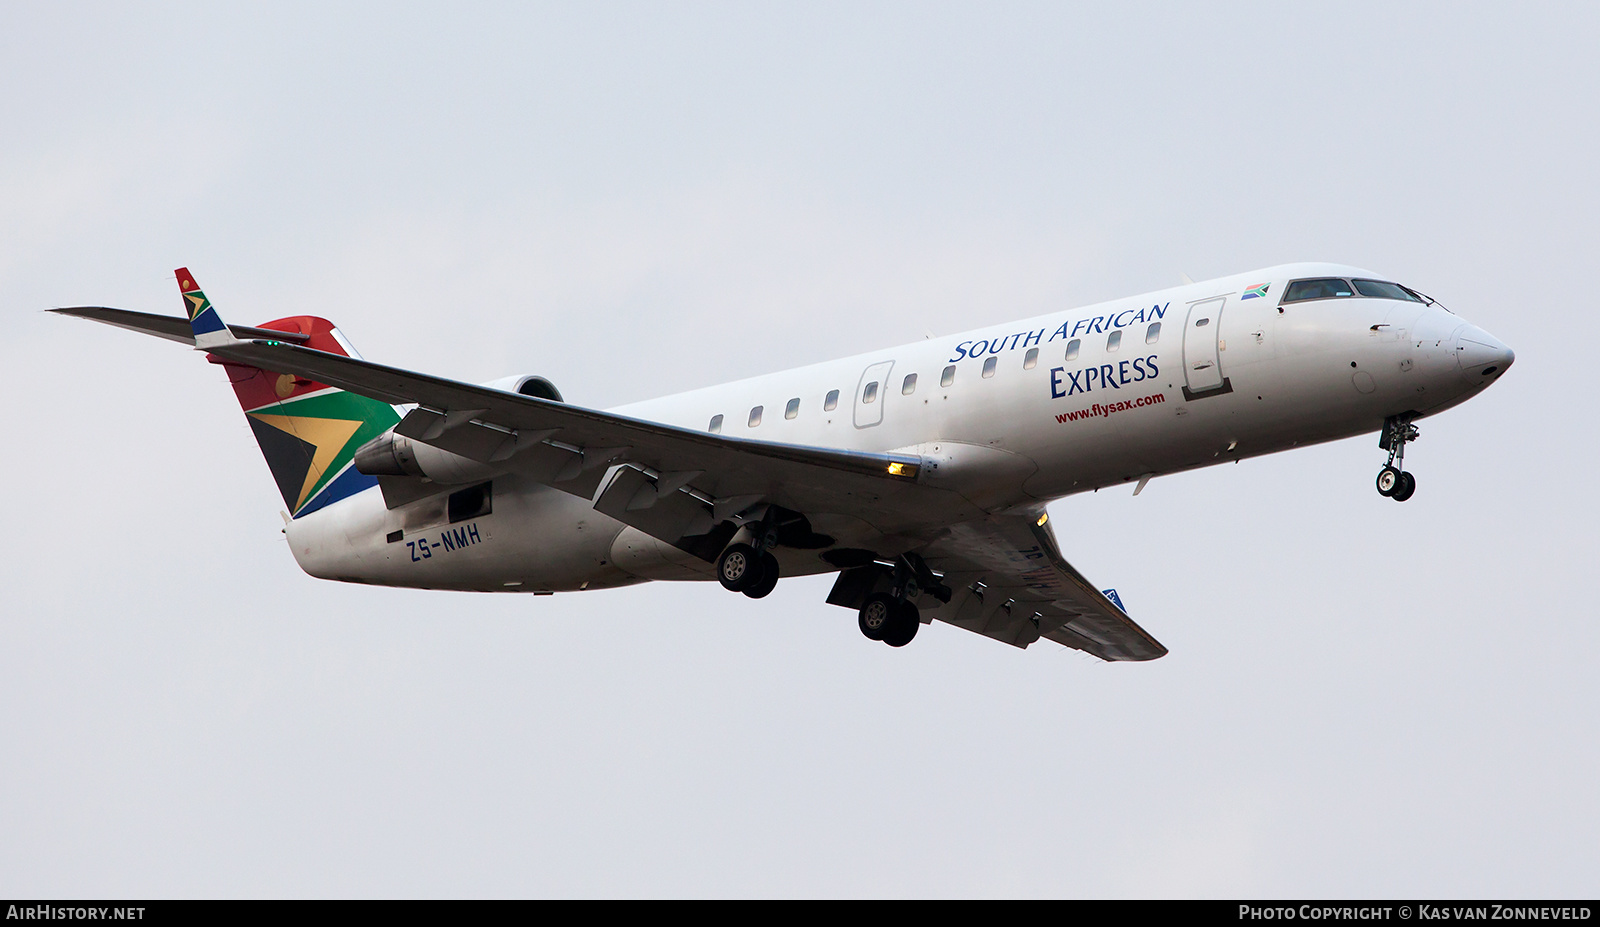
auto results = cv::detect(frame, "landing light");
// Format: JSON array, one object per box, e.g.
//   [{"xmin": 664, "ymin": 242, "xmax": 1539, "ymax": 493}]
[
  {"xmin": 1037, "ymin": 512, "xmax": 1049, "ymax": 527},
  {"xmin": 886, "ymin": 461, "xmax": 919, "ymax": 479}
]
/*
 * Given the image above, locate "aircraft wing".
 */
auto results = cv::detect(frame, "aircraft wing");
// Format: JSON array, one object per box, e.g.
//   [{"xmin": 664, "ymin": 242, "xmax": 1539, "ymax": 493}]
[
  {"xmin": 55, "ymin": 306, "xmax": 1164, "ymax": 660},
  {"xmin": 53, "ymin": 308, "xmax": 991, "ymax": 549},
  {"xmin": 913, "ymin": 513, "xmax": 1168, "ymax": 660}
]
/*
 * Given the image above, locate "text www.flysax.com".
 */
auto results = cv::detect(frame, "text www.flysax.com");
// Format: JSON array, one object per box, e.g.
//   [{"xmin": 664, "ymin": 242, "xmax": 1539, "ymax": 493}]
[{"xmin": 1055, "ymin": 391, "xmax": 1166, "ymax": 423}]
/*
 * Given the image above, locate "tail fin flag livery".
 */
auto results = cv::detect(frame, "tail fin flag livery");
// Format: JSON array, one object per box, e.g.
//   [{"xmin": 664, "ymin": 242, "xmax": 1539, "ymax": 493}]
[
  {"xmin": 175, "ymin": 269, "xmax": 401, "ymax": 518},
  {"xmin": 175, "ymin": 267, "xmax": 234, "ymax": 348}
]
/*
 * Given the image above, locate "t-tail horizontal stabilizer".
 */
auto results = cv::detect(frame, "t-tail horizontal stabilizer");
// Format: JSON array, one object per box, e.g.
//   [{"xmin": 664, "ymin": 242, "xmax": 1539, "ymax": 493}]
[{"xmin": 54, "ymin": 270, "xmax": 401, "ymax": 520}]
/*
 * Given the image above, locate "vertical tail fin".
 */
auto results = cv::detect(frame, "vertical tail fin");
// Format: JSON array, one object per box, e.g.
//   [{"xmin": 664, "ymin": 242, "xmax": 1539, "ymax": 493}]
[
  {"xmin": 178, "ymin": 269, "xmax": 401, "ymax": 518},
  {"xmin": 175, "ymin": 267, "xmax": 235, "ymax": 348}
]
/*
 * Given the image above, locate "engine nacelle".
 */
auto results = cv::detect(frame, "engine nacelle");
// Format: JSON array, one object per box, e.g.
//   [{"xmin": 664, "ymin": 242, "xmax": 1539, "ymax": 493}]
[
  {"xmin": 353, "ymin": 375, "xmax": 564, "ymax": 484},
  {"xmin": 353, "ymin": 430, "xmax": 501, "ymax": 484},
  {"xmin": 480, "ymin": 374, "xmax": 563, "ymax": 402}
]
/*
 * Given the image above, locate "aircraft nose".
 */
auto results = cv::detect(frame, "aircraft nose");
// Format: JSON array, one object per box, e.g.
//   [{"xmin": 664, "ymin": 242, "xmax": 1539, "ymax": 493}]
[{"xmin": 1454, "ymin": 324, "xmax": 1514, "ymax": 385}]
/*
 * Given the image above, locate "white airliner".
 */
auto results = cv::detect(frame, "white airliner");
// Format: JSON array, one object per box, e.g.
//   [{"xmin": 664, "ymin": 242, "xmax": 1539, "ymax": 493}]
[{"xmin": 56, "ymin": 263, "xmax": 1513, "ymax": 658}]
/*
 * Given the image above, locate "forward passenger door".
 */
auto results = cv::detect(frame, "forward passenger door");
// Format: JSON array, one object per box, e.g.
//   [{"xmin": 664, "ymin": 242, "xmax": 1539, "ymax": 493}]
[
  {"xmin": 1181, "ymin": 297, "xmax": 1231, "ymax": 399},
  {"xmin": 853, "ymin": 361, "xmax": 895, "ymax": 428}
]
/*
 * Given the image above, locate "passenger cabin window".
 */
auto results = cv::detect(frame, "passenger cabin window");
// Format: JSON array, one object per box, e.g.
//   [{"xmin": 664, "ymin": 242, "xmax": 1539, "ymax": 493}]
[
  {"xmin": 708, "ymin": 414, "xmax": 723, "ymax": 434},
  {"xmin": 862, "ymin": 382, "xmax": 879, "ymax": 404},
  {"xmin": 940, "ymin": 365, "xmax": 956, "ymax": 387},
  {"xmin": 902, "ymin": 373, "xmax": 917, "ymax": 395},
  {"xmin": 1106, "ymin": 330, "xmax": 1122, "ymax": 352},
  {"xmin": 785, "ymin": 398, "xmax": 800, "ymax": 419},
  {"xmin": 748, "ymin": 405, "xmax": 763, "ymax": 427},
  {"xmin": 824, "ymin": 389, "xmax": 840, "ymax": 411},
  {"xmin": 1145, "ymin": 322, "xmax": 1161, "ymax": 344},
  {"xmin": 1283, "ymin": 278, "xmax": 1355, "ymax": 303},
  {"xmin": 1352, "ymin": 279, "xmax": 1423, "ymax": 302},
  {"xmin": 1024, "ymin": 347, "xmax": 1039, "ymax": 369},
  {"xmin": 1065, "ymin": 339, "xmax": 1081, "ymax": 361},
  {"xmin": 982, "ymin": 356, "xmax": 997, "ymax": 378}
]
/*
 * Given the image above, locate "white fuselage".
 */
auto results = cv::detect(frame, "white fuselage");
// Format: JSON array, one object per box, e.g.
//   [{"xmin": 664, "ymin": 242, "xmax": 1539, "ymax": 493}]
[{"xmin": 284, "ymin": 262, "xmax": 1511, "ymax": 592}]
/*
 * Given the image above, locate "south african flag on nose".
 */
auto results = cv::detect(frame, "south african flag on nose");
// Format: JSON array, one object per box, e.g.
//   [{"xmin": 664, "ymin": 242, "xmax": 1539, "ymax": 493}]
[{"xmin": 1242, "ymin": 282, "xmax": 1270, "ymax": 300}]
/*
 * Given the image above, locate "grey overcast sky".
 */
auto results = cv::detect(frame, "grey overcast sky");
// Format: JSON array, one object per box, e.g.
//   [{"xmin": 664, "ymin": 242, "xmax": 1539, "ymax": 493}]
[{"xmin": 3, "ymin": 2, "xmax": 1596, "ymax": 898}]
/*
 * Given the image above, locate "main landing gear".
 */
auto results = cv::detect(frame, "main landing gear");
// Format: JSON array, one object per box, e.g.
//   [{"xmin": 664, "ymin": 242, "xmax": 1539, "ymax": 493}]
[
  {"xmin": 716, "ymin": 518, "xmax": 782, "ymax": 600},
  {"xmin": 858, "ymin": 593, "xmax": 920, "ymax": 648},
  {"xmin": 716, "ymin": 518, "xmax": 949, "ymax": 650},
  {"xmin": 1376, "ymin": 414, "xmax": 1419, "ymax": 502},
  {"xmin": 854, "ymin": 554, "xmax": 948, "ymax": 648},
  {"xmin": 717, "ymin": 541, "xmax": 780, "ymax": 598}
]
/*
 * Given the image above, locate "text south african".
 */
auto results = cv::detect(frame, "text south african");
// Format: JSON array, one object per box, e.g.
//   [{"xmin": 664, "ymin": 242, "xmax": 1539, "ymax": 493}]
[{"xmin": 947, "ymin": 303, "xmax": 1170, "ymax": 363}]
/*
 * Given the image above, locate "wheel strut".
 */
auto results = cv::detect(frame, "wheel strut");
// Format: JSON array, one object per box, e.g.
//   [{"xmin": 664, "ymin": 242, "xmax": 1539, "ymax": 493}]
[{"xmin": 1376, "ymin": 414, "xmax": 1420, "ymax": 502}]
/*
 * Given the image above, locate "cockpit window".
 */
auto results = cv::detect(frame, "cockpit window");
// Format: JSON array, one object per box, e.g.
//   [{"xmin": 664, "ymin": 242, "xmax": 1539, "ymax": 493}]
[
  {"xmin": 1283, "ymin": 278, "xmax": 1355, "ymax": 302},
  {"xmin": 1352, "ymin": 279, "xmax": 1423, "ymax": 302}
]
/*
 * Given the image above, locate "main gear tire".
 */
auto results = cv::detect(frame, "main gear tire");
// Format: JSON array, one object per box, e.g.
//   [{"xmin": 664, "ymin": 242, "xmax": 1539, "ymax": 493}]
[
  {"xmin": 743, "ymin": 552, "xmax": 781, "ymax": 598},
  {"xmin": 882, "ymin": 602, "xmax": 920, "ymax": 648},
  {"xmin": 716, "ymin": 543, "xmax": 760, "ymax": 592},
  {"xmin": 858, "ymin": 593, "xmax": 896, "ymax": 641}
]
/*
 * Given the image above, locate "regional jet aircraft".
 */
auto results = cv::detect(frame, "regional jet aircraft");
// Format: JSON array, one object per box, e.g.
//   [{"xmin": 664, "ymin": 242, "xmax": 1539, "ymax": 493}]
[{"xmin": 55, "ymin": 264, "xmax": 1513, "ymax": 658}]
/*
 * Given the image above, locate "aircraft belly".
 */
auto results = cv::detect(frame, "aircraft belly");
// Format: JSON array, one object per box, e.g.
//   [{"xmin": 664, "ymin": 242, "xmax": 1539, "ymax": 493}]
[
  {"xmin": 286, "ymin": 477, "xmax": 637, "ymax": 592},
  {"xmin": 609, "ymin": 526, "xmax": 716, "ymax": 581}
]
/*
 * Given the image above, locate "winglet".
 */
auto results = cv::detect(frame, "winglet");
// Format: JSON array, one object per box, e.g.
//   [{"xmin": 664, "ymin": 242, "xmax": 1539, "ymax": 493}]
[{"xmin": 174, "ymin": 267, "xmax": 238, "ymax": 349}]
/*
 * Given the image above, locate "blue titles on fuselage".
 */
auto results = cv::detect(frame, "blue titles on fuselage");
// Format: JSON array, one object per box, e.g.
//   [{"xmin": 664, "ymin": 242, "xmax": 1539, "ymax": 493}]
[
  {"xmin": 950, "ymin": 327, "xmax": 1044, "ymax": 363},
  {"xmin": 949, "ymin": 302, "xmax": 1169, "ymax": 364},
  {"xmin": 1050, "ymin": 356, "xmax": 1160, "ymax": 398},
  {"xmin": 406, "ymin": 522, "xmax": 483, "ymax": 562}
]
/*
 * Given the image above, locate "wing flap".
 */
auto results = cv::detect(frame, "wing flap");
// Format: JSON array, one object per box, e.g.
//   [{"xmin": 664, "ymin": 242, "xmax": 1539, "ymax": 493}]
[{"xmin": 918, "ymin": 514, "xmax": 1167, "ymax": 660}]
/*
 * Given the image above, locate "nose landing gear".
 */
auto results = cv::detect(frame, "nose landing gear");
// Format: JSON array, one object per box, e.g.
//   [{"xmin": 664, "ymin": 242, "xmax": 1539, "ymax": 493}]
[
  {"xmin": 1376, "ymin": 414, "xmax": 1419, "ymax": 502},
  {"xmin": 1376, "ymin": 466, "xmax": 1415, "ymax": 501}
]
